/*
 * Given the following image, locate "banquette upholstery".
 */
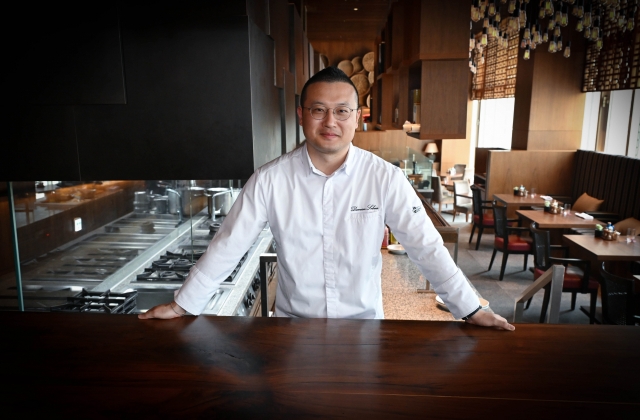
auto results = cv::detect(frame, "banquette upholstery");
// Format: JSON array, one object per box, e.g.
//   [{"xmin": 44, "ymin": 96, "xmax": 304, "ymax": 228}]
[{"xmin": 563, "ymin": 150, "xmax": 640, "ymax": 223}]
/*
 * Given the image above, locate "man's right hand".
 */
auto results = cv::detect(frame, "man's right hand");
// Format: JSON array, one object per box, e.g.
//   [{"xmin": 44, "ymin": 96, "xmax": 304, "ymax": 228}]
[{"xmin": 138, "ymin": 301, "xmax": 186, "ymax": 320}]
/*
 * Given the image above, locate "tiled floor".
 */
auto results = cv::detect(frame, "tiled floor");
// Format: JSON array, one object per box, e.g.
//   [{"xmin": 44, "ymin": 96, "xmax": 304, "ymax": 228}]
[{"xmin": 383, "ymin": 209, "xmax": 595, "ymax": 325}]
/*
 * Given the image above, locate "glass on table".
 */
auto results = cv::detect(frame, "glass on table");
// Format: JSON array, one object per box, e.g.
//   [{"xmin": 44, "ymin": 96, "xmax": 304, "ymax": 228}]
[
  {"xmin": 530, "ymin": 188, "xmax": 536, "ymax": 198},
  {"xmin": 563, "ymin": 203, "xmax": 571, "ymax": 216},
  {"xmin": 627, "ymin": 228, "xmax": 637, "ymax": 243}
]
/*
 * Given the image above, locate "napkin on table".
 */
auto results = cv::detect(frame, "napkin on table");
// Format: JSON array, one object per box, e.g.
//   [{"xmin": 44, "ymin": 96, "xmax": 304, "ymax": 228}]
[
  {"xmin": 540, "ymin": 195, "xmax": 553, "ymax": 201},
  {"xmin": 575, "ymin": 212, "xmax": 594, "ymax": 220}
]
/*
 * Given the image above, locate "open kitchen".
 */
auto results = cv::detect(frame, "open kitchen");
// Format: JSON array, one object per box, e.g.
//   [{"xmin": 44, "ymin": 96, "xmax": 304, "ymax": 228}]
[{"xmin": 1, "ymin": 1, "xmax": 639, "ymax": 417}]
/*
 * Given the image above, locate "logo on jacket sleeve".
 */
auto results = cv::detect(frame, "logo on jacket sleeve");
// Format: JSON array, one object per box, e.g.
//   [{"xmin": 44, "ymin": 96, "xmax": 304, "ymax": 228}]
[{"xmin": 412, "ymin": 206, "xmax": 422, "ymax": 213}]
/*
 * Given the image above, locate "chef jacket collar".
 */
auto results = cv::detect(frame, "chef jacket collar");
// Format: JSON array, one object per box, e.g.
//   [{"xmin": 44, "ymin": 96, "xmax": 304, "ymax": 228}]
[{"xmin": 302, "ymin": 142, "xmax": 355, "ymax": 177}]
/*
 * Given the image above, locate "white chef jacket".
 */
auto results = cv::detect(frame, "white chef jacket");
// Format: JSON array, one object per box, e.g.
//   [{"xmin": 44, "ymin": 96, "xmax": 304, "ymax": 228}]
[{"xmin": 175, "ymin": 143, "xmax": 480, "ymax": 319}]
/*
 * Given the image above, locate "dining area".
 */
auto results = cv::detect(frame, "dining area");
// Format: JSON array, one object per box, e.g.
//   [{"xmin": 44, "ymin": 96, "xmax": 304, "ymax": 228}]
[{"xmin": 466, "ymin": 170, "xmax": 640, "ymax": 326}]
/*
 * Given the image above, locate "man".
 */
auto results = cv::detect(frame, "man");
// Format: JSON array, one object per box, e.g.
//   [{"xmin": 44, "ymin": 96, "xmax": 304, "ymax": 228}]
[{"xmin": 140, "ymin": 67, "xmax": 514, "ymax": 330}]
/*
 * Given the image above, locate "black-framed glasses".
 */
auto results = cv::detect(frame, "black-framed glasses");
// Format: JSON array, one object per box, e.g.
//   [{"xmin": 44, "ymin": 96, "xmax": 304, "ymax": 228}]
[{"xmin": 303, "ymin": 106, "xmax": 357, "ymax": 121}]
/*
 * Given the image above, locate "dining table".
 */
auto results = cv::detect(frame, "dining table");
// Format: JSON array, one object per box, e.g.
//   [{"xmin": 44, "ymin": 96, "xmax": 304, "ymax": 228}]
[
  {"xmin": 494, "ymin": 193, "xmax": 547, "ymax": 217},
  {"xmin": 1, "ymin": 312, "xmax": 639, "ymax": 417},
  {"xmin": 563, "ymin": 234, "xmax": 640, "ymax": 263},
  {"xmin": 563, "ymin": 234, "xmax": 640, "ymax": 322},
  {"xmin": 516, "ymin": 210, "xmax": 602, "ymax": 244}
]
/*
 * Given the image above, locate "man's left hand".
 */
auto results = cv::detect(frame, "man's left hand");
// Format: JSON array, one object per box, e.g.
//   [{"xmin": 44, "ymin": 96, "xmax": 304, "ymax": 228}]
[{"xmin": 465, "ymin": 310, "xmax": 515, "ymax": 331}]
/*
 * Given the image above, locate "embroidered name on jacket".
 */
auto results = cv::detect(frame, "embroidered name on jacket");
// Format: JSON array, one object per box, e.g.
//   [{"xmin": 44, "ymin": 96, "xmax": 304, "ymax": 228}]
[{"xmin": 351, "ymin": 204, "xmax": 379, "ymax": 213}]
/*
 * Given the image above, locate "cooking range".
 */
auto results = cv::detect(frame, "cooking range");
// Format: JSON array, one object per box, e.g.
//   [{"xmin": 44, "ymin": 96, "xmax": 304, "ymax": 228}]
[
  {"xmin": 118, "ymin": 216, "xmax": 271, "ymax": 316},
  {"xmin": 4, "ymin": 210, "xmax": 273, "ymax": 316},
  {"xmin": 51, "ymin": 289, "xmax": 138, "ymax": 314},
  {"xmin": 131, "ymin": 248, "xmax": 247, "ymax": 286}
]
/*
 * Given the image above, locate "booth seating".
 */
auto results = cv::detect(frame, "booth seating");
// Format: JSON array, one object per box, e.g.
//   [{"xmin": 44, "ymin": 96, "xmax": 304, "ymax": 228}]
[{"xmin": 561, "ymin": 150, "xmax": 640, "ymax": 223}]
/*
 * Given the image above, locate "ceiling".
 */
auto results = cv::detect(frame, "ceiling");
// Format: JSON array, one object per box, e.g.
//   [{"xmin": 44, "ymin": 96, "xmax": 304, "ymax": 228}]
[{"xmin": 305, "ymin": 0, "xmax": 392, "ymax": 42}]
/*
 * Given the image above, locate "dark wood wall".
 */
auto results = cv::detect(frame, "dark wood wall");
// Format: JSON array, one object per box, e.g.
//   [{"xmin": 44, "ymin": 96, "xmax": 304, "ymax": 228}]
[
  {"xmin": 511, "ymin": 9, "xmax": 587, "ymax": 151},
  {"xmin": 1, "ymin": 1, "xmax": 304, "ymax": 182}
]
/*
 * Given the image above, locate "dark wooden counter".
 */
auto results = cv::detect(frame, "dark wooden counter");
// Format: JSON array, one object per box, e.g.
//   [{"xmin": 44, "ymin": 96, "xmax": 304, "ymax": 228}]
[{"xmin": 1, "ymin": 313, "xmax": 639, "ymax": 418}]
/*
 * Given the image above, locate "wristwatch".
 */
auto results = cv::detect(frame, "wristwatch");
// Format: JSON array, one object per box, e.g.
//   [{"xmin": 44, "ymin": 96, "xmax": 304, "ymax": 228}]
[{"xmin": 461, "ymin": 305, "xmax": 482, "ymax": 321}]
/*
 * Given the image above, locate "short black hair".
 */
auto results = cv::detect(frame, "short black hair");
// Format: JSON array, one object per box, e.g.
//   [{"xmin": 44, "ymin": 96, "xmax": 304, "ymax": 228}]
[{"xmin": 300, "ymin": 66, "xmax": 359, "ymax": 108}]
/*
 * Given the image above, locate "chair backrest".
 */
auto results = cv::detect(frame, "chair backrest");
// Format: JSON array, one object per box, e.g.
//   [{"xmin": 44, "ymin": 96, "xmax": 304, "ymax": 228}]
[
  {"xmin": 492, "ymin": 204, "xmax": 509, "ymax": 239},
  {"xmin": 471, "ymin": 185, "xmax": 483, "ymax": 215},
  {"xmin": 432, "ymin": 176, "xmax": 444, "ymax": 201},
  {"xmin": 453, "ymin": 180, "xmax": 471, "ymax": 206},
  {"xmin": 454, "ymin": 164, "xmax": 466, "ymax": 176},
  {"xmin": 600, "ymin": 263, "xmax": 636, "ymax": 325},
  {"xmin": 529, "ymin": 222, "xmax": 552, "ymax": 271}
]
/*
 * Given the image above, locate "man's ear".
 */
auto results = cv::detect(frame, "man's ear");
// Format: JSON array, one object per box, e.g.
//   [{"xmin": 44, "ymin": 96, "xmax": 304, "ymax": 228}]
[{"xmin": 297, "ymin": 107, "xmax": 303, "ymax": 126}]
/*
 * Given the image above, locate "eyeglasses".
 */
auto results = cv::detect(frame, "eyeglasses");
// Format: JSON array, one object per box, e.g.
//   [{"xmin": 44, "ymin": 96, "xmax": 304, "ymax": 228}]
[{"xmin": 303, "ymin": 106, "xmax": 357, "ymax": 121}]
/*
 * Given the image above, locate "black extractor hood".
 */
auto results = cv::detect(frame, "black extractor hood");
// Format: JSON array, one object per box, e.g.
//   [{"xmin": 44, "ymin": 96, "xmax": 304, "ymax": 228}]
[{"xmin": 2, "ymin": 2, "xmax": 292, "ymax": 181}]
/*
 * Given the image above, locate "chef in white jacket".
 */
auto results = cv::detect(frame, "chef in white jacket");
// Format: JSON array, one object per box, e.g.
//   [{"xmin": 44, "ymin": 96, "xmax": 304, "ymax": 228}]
[{"xmin": 140, "ymin": 67, "xmax": 514, "ymax": 331}]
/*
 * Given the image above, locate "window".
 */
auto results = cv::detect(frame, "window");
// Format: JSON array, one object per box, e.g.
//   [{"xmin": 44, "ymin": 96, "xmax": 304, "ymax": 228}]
[
  {"xmin": 581, "ymin": 89, "xmax": 640, "ymax": 158},
  {"xmin": 475, "ymin": 97, "xmax": 515, "ymax": 150}
]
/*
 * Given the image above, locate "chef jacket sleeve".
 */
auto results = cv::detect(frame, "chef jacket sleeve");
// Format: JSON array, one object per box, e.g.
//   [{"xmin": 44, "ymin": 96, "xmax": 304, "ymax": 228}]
[
  {"xmin": 383, "ymin": 168, "xmax": 480, "ymax": 319},
  {"xmin": 174, "ymin": 170, "xmax": 269, "ymax": 315}
]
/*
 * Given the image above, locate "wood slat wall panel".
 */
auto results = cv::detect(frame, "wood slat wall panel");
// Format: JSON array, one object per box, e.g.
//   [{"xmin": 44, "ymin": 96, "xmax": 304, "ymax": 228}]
[{"xmin": 571, "ymin": 150, "xmax": 640, "ymax": 220}]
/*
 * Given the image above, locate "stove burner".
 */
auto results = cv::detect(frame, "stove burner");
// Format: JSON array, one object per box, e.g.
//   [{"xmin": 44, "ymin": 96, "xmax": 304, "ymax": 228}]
[
  {"xmin": 209, "ymin": 223, "xmax": 221, "ymax": 235},
  {"xmin": 136, "ymin": 269, "xmax": 187, "ymax": 282},
  {"xmin": 165, "ymin": 249, "xmax": 206, "ymax": 261},
  {"xmin": 160, "ymin": 271, "xmax": 178, "ymax": 278},
  {"xmin": 151, "ymin": 258, "xmax": 194, "ymax": 271},
  {"xmin": 50, "ymin": 289, "xmax": 137, "ymax": 314}
]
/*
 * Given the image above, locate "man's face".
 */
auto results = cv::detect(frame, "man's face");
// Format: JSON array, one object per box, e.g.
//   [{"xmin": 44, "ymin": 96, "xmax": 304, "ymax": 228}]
[{"xmin": 297, "ymin": 81, "xmax": 361, "ymax": 158}]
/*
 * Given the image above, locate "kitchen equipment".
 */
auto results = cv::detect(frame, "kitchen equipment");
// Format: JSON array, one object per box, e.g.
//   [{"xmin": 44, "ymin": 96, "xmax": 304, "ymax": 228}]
[
  {"xmin": 154, "ymin": 196, "xmax": 168, "ymax": 214},
  {"xmin": 206, "ymin": 188, "xmax": 240, "ymax": 218},
  {"xmin": 166, "ymin": 189, "xmax": 181, "ymax": 215},
  {"xmin": 209, "ymin": 222, "xmax": 222, "ymax": 236},
  {"xmin": 140, "ymin": 221, "xmax": 155, "ymax": 234},
  {"xmin": 50, "ymin": 289, "xmax": 138, "ymax": 314},
  {"xmin": 180, "ymin": 187, "xmax": 207, "ymax": 217},
  {"xmin": 134, "ymin": 191, "xmax": 150, "ymax": 213}
]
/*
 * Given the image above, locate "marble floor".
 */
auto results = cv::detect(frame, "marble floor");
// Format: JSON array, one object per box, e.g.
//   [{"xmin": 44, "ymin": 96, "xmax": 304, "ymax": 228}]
[{"xmin": 383, "ymin": 209, "xmax": 595, "ymax": 325}]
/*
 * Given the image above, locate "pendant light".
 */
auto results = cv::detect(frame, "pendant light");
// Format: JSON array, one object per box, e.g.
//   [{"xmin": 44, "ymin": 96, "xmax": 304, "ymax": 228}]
[{"xmin": 564, "ymin": 41, "xmax": 572, "ymax": 58}]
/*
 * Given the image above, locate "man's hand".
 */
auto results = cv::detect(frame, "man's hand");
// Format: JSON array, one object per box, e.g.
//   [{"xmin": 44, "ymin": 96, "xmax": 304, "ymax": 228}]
[
  {"xmin": 138, "ymin": 301, "xmax": 186, "ymax": 320},
  {"xmin": 465, "ymin": 310, "xmax": 515, "ymax": 331}
]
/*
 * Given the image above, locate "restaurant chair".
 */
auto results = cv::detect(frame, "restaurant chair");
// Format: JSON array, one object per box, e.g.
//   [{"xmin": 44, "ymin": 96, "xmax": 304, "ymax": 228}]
[
  {"xmin": 529, "ymin": 222, "xmax": 599, "ymax": 324},
  {"xmin": 469, "ymin": 185, "xmax": 494, "ymax": 250},
  {"xmin": 452, "ymin": 180, "xmax": 472, "ymax": 223},
  {"xmin": 488, "ymin": 205, "xmax": 532, "ymax": 280},
  {"xmin": 431, "ymin": 176, "xmax": 454, "ymax": 214},
  {"xmin": 600, "ymin": 263, "xmax": 637, "ymax": 326},
  {"xmin": 450, "ymin": 163, "xmax": 466, "ymax": 180}
]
